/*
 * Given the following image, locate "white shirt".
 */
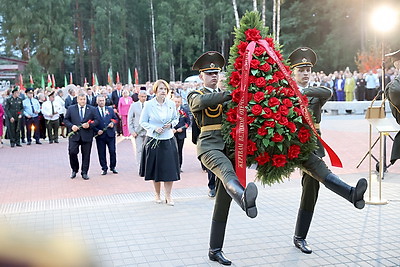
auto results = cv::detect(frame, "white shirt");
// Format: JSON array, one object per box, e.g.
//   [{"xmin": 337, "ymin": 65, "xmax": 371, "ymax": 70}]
[{"xmin": 42, "ymin": 100, "xmax": 62, "ymax": 121}]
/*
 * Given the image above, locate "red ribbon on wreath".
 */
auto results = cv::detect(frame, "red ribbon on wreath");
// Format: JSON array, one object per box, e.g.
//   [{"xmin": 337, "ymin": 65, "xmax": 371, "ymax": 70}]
[{"xmin": 235, "ymin": 39, "xmax": 342, "ymax": 187}]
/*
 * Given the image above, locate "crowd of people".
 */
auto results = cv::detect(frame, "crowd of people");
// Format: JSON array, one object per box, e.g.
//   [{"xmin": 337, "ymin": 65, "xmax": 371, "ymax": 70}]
[{"xmin": 307, "ymin": 66, "xmax": 399, "ymax": 101}]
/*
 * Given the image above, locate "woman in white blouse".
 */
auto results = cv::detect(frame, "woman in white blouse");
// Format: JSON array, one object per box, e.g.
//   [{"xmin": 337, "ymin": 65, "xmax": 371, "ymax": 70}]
[{"xmin": 139, "ymin": 80, "xmax": 180, "ymax": 206}]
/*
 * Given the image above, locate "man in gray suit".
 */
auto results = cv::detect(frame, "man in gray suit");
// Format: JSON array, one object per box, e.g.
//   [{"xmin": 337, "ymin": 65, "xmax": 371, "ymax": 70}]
[{"xmin": 128, "ymin": 90, "xmax": 147, "ymax": 168}]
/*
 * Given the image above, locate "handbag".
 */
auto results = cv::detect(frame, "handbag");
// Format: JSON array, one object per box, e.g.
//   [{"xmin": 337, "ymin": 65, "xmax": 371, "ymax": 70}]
[{"xmin": 365, "ymin": 95, "xmax": 385, "ymax": 119}]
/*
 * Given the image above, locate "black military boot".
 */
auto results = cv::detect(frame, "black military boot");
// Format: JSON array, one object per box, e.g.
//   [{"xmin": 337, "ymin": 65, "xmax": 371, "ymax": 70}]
[
  {"xmin": 323, "ymin": 174, "xmax": 367, "ymax": 209},
  {"xmin": 225, "ymin": 180, "xmax": 258, "ymax": 218},
  {"xmin": 209, "ymin": 220, "xmax": 232, "ymax": 266},
  {"xmin": 293, "ymin": 209, "xmax": 314, "ymax": 254}
]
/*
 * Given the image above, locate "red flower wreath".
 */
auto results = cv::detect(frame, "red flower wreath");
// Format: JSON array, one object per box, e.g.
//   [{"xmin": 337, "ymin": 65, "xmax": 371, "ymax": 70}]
[{"xmin": 221, "ymin": 11, "xmax": 316, "ymax": 185}]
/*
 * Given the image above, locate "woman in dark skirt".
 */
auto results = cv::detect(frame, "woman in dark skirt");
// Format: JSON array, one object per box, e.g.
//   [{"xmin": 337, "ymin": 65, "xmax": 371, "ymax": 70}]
[{"xmin": 139, "ymin": 79, "xmax": 180, "ymax": 206}]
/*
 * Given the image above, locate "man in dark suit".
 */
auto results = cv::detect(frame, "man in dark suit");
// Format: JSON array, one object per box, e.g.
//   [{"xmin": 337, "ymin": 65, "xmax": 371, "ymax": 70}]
[
  {"xmin": 64, "ymin": 84, "xmax": 77, "ymax": 110},
  {"xmin": 173, "ymin": 95, "xmax": 191, "ymax": 172},
  {"xmin": 93, "ymin": 95, "xmax": 119, "ymax": 175},
  {"xmin": 111, "ymin": 82, "xmax": 123, "ymax": 135},
  {"xmin": 64, "ymin": 93, "xmax": 99, "ymax": 180},
  {"xmin": 86, "ymin": 87, "xmax": 96, "ymax": 106}
]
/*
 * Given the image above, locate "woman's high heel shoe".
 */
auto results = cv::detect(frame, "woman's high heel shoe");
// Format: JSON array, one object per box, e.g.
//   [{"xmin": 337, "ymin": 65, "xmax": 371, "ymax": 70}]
[
  {"xmin": 165, "ymin": 198, "xmax": 174, "ymax": 206},
  {"xmin": 155, "ymin": 194, "xmax": 162, "ymax": 204}
]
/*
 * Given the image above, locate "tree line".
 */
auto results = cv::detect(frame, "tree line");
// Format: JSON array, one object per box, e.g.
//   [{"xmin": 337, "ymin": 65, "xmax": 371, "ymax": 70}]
[{"xmin": 0, "ymin": 0, "xmax": 398, "ymax": 86}]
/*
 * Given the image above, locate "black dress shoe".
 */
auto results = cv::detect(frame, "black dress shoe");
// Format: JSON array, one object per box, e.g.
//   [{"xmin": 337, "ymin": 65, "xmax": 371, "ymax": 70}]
[
  {"xmin": 111, "ymin": 168, "xmax": 118, "ymax": 174},
  {"xmin": 21, "ymin": 139, "xmax": 26, "ymax": 143},
  {"xmin": 49, "ymin": 141, "xmax": 53, "ymax": 144},
  {"xmin": 54, "ymin": 140, "xmax": 59, "ymax": 143},
  {"xmin": 293, "ymin": 236, "xmax": 312, "ymax": 254},
  {"xmin": 70, "ymin": 172, "xmax": 77, "ymax": 179},
  {"xmin": 208, "ymin": 188, "xmax": 216, "ymax": 198},
  {"xmin": 101, "ymin": 170, "xmax": 107, "ymax": 175},
  {"xmin": 209, "ymin": 249, "xmax": 232, "ymax": 265},
  {"xmin": 11, "ymin": 143, "xmax": 15, "ymax": 148},
  {"xmin": 82, "ymin": 173, "xmax": 90, "ymax": 180},
  {"xmin": 36, "ymin": 141, "xmax": 42, "ymax": 145},
  {"xmin": 16, "ymin": 144, "xmax": 22, "ymax": 147},
  {"xmin": 27, "ymin": 142, "xmax": 31, "ymax": 145}
]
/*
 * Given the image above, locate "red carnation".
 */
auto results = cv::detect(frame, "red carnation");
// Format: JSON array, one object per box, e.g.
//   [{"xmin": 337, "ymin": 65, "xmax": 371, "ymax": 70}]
[
  {"xmin": 298, "ymin": 127, "xmax": 311, "ymax": 143},
  {"xmin": 265, "ymin": 85, "xmax": 275, "ymax": 94},
  {"xmin": 226, "ymin": 107, "xmax": 238, "ymax": 123},
  {"xmin": 278, "ymin": 105, "xmax": 289, "ymax": 116},
  {"xmin": 248, "ymin": 92, "xmax": 253, "ymax": 102},
  {"xmin": 231, "ymin": 89, "xmax": 241, "ymax": 103},
  {"xmin": 247, "ymin": 140, "xmax": 258, "ymax": 155},
  {"xmin": 254, "ymin": 46, "xmax": 266, "ymax": 56},
  {"xmin": 247, "ymin": 116, "xmax": 256, "ymax": 124},
  {"xmin": 263, "ymin": 120, "xmax": 275, "ymax": 128},
  {"xmin": 293, "ymin": 107, "xmax": 302, "ymax": 116},
  {"xmin": 267, "ymin": 75, "xmax": 279, "ymax": 84},
  {"xmin": 255, "ymin": 77, "xmax": 267, "ymax": 88},
  {"xmin": 253, "ymin": 91, "xmax": 265, "ymax": 103},
  {"xmin": 230, "ymin": 126, "xmax": 237, "ymax": 140},
  {"xmin": 283, "ymin": 98, "xmax": 293, "ymax": 108},
  {"xmin": 286, "ymin": 121, "xmax": 297, "ymax": 133},
  {"xmin": 237, "ymin": 41, "xmax": 248, "ymax": 55},
  {"xmin": 288, "ymin": 145, "xmax": 301, "ymax": 159},
  {"xmin": 250, "ymin": 59, "xmax": 260, "ymax": 69},
  {"xmin": 277, "ymin": 116, "xmax": 288, "ymax": 126},
  {"xmin": 265, "ymin": 37, "xmax": 275, "ymax": 48},
  {"xmin": 257, "ymin": 127, "xmax": 267, "ymax": 136},
  {"xmin": 268, "ymin": 97, "xmax": 280, "ymax": 107},
  {"xmin": 259, "ymin": 63, "xmax": 271, "ymax": 72},
  {"xmin": 271, "ymin": 132, "xmax": 284, "ymax": 142},
  {"xmin": 229, "ymin": 71, "xmax": 241, "ymax": 88},
  {"xmin": 266, "ymin": 57, "xmax": 275, "ymax": 64},
  {"xmin": 262, "ymin": 107, "xmax": 273, "ymax": 118},
  {"xmin": 274, "ymin": 71, "xmax": 285, "ymax": 81},
  {"xmin": 245, "ymin": 28, "xmax": 262, "ymax": 41},
  {"xmin": 248, "ymin": 75, "xmax": 257, "ymax": 85},
  {"xmin": 234, "ymin": 58, "xmax": 243, "ymax": 71},
  {"xmin": 272, "ymin": 154, "xmax": 287, "ymax": 167},
  {"xmin": 251, "ymin": 104, "xmax": 263, "ymax": 116},
  {"xmin": 110, "ymin": 119, "xmax": 117, "ymax": 124},
  {"xmin": 273, "ymin": 112, "xmax": 281, "ymax": 121},
  {"xmin": 255, "ymin": 152, "xmax": 270, "ymax": 165}
]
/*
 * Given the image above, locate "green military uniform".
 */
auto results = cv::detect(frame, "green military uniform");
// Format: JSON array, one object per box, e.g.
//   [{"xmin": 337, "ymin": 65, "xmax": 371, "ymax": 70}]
[
  {"xmin": 4, "ymin": 88, "xmax": 23, "ymax": 147},
  {"xmin": 384, "ymin": 49, "xmax": 400, "ymax": 164},
  {"xmin": 188, "ymin": 51, "xmax": 258, "ymax": 266},
  {"xmin": 290, "ymin": 47, "xmax": 368, "ymax": 254}
]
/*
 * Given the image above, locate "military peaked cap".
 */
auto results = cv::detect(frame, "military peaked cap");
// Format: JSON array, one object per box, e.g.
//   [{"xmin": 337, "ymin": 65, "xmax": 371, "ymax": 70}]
[
  {"xmin": 11, "ymin": 86, "xmax": 20, "ymax": 93},
  {"xmin": 385, "ymin": 49, "xmax": 400, "ymax": 61},
  {"xmin": 25, "ymin": 88, "xmax": 34, "ymax": 93},
  {"xmin": 289, "ymin": 47, "xmax": 317, "ymax": 68},
  {"xmin": 192, "ymin": 51, "xmax": 225, "ymax": 73}
]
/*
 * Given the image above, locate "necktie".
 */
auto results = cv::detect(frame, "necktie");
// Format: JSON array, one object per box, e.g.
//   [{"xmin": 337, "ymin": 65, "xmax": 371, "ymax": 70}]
[
  {"xmin": 101, "ymin": 108, "xmax": 105, "ymax": 117},
  {"xmin": 141, "ymin": 102, "xmax": 144, "ymax": 109},
  {"xmin": 51, "ymin": 101, "xmax": 55, "ymax": 115},
  {"xmin": 30, "ymin": 99, "xmax": 34, "ymax": 113},
  {"xmin": 80, "ymin": 107, "xmax": 84, "ymax": 121}
]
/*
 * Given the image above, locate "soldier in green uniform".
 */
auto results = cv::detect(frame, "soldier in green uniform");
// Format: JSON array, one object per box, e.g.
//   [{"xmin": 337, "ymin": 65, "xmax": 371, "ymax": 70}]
[
  {"xmin": 289, "ymin": 47, "xmax": 368, "ymax": 254},
  {"xmin": 4, "ymin": 87, "xmax": 23, "ymax": 147},
  {"xmin": 188, "ymin": 51, "xmax": 258, "ymax": 266},
  {"xmin": 384, "ymin": 50, "xmax": 400, "ymax": 164}
]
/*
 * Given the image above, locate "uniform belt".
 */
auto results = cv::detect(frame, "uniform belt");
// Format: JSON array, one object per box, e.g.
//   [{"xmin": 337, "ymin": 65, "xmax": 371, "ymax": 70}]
[
  {"xmin": 201, "ymin": 124, "xmax": 222, "ymax": 132},
  {"xmin": 314, "ymin": 123, "xmax": 320, "ymax": 130}
]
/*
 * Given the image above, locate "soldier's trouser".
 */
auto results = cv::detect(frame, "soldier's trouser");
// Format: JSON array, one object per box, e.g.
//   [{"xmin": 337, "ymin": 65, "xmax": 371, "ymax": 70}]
[
  {"xmin": 294, "ymin": 173, "xmax": 320, "ymax": 240},
  {"xmin": 302, "ymin": 153, "xmax": 366, "ymax": 209},
  {"xmin": 8, "ymin": 120, "xmax": 20, "ymax": 145},
  {"xmin": 201, "ymin": 150, "xmax": 257, "ymax": 215},
  {"xmin": 46, "ymin": 119, "xmax": 59, "ymax": 142},
  {"xmin": 209, "ymin": 178, "xmax": 232, "ymax": 251}
]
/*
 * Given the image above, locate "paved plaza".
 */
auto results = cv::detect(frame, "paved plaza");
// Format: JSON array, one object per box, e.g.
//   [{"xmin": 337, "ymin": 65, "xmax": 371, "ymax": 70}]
[{"xmin": 0, "ymin": 114, "xmax": 399, "ymax": 266}]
